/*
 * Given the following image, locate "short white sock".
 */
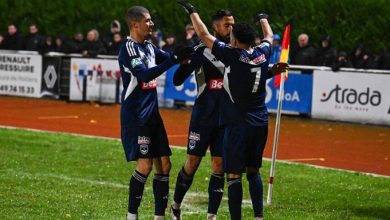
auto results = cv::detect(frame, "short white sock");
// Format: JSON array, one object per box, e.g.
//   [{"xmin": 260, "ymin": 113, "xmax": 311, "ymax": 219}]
[
  {"xmin": 127, "ymin": 212, "xmax": 137, "ymax": 220},
  {"xmin": 172, "ymin": 201, "xmax": 181, "ymax": 209}
]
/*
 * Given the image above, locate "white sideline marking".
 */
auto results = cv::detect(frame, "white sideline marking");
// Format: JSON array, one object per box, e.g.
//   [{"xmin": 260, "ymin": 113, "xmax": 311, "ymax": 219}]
[
  {"xmin": 38, "ymin": 115, "xmax": 79, "ymax": 119},
  {"xmin": 0, "ymin": 125, "xmax": 389, "ymax": 179},
  {"xmin": 284, "ymin": 157, "xmax": 326, "ymax": 162}
]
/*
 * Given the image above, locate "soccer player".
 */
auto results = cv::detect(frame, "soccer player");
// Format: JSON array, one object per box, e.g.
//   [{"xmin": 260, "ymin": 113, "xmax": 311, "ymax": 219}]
[
  {"xmin": 169, "ymin": 9, "xmax": 234, "ymax": 220},
  {"xmin": 178, "ymin": 2, "xmax": 288, "ymax": 219},
  {"xmin": 118, "ymin": 6, "xmax": 193, "ymax": 220}
]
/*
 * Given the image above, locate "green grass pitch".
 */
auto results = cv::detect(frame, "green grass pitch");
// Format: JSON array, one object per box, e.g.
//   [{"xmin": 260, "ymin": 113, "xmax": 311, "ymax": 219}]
[{"xmin": 0, "ymin": 128, "xmax": 389, "ymax": 219}]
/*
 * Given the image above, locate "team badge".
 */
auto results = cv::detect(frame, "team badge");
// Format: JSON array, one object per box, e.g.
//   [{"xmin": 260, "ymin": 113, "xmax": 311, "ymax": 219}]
[
  {"xmin": 189, "ymin": 140, "xmax": 196, "ymax": 150},
  {"xmin": 131, "ymin": 58, "xmax": 143, "ymax": 68},
  {"xmin": 140, "ymin": 144, "xmax": 149, "ymax": 155}
]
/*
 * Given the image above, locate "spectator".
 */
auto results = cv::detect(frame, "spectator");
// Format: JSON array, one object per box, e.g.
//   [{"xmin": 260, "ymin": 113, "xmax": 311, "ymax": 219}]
[
  {"xmin": 350, "ymin": 44, "xmax": 375, "ymax": 69},
  {"xmin": 332, "ymin": 51, "xmax": 352, "ymax": 71},
  {"xmin": 377, "ymin": 49, "xmax": 390, "ymax": 70},
  {"xmin": 184, "ymin": 24, "xmax": 199, "ymax": 46},
  {"xmin": 162, "ymin": 34, "xmax": 176, "ymax": 53},
  {"xmin": 53, "ymin": 35, "xmax": 67, "ymax": 53},
  {"xmin": 291, "ymin": 33, "xmax": 316, "ymax": 65},
  {"xmin": 107, "ymin": 32, "xmax": 123, "ymax": 55},
  {"xmin": 2, "ymin": 24, "xmax": 23, "ymax": 50},
  {"xmin": 254, "ymin": 34, "xmax": 261, "ymax": 46},
  {"xmin": 24, "ymin": 23, "xmax": 44, "ymax": 51},
  {"xmin": 68, "ymin": 32, "xmax": 86, "ymax": 53},
  {"xmin": 103, "ymin": 20, "xmax": 122, "ymax": 50},
  {"xmin": 316, "ymin": 34, "xmax": 337, "ymax": 66},
  {"xmin": 269, "ymin": 33, "xmax": 281, "ymax": 63},
  {"xmin": 41, "ymin": 36, "xmax": 55, "ymax": 54},
  {"xmin": 151, "ymin": 30, "xmax": 165, "ymax": 48},
  {"xmin": 81, "ymin": 29, "xmax": 106, "ymax": 57}
]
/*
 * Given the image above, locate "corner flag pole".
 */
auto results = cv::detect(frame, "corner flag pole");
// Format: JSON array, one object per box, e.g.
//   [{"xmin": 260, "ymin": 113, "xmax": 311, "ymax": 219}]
[
  {"xmin": 267, "ymin": 70, "xmax": 285, "ymax": 205},
  {"xmin": 267, "ymin": 23, "xmax": 290, "ymax": 205}
]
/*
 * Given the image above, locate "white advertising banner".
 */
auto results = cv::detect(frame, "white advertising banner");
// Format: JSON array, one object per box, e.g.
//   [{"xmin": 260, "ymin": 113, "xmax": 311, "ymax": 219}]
[
  {"xmin": 70, "ymin": 58, "xmax": 120, "ymax": 103},
  {"xmin": 312, "ymin": 70, "xmax": 390, "ymax": 125},
  {"xmin": 0, "ymin": 52, "xmax": 42, "ymax": 97}
]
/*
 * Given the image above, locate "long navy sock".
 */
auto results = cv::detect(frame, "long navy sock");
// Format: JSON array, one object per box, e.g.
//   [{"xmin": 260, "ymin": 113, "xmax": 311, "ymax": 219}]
[
  {"xmin": 247, "ymin": 173, "xmax": 263, "ymax": 217},
  {"xmin": 173, "ymin": 167, "xmax": 194, "ymax": 205},
  {"xmin": 128, "ymin": 170, "xmax": 148, "ymax": 214},
  {"xmin": 227, "ymin": 177, "xmax": 242, "ymax": 220},
  {"xmin": 208, "ymin": 173, "xmax": 224, "ymax": 214},
  {"xmin": 153, "ymin": 174, "xmax": 169, "ymax": 216}
]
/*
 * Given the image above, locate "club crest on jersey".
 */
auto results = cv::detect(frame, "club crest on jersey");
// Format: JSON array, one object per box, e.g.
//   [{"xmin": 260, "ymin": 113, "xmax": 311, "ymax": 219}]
[
  {"xmin": 142, "ymin": 79, "xmax": 157, "ymax": 89},
  {"xmin": 138, "ymin": 136, "xmax": 151, "ymax": 145},
  {"xmin": 140, "ymin": 144, "xmax": 149, "ymax": 155},
  {"xmin": 189, "ymin": 132, "xmax": 200, "ymax": 141}
]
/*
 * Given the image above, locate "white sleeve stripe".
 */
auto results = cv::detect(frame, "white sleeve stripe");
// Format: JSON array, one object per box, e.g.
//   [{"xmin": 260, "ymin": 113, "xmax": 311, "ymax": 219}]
[
  {"xmin": 126, "ymin": 41, "xmax": 133, "ymax": 56},
  {"xmin": 126, "ymin": 41, "xmax": 137, "ymax": 57},
  {"xmin": 131, "ymin": 42, "xmax": 137, "ymax": 56}
]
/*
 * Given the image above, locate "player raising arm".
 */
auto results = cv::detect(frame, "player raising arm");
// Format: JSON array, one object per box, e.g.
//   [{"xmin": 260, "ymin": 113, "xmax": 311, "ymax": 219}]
[
  {"xmin": 118, "ymin": 5, "xmax": 193, "ymax": 220},
  {"xmin": 178, "ymin": 1, "xmax": 287, "ymax": 219},
  {"xmin": 170, "ymin": 9, "xmax": 234, "ymax": 220}
]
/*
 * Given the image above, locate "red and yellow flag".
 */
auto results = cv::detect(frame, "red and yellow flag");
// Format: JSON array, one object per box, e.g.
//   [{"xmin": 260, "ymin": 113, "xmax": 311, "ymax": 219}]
[{"xmin": 274, "ymin": 24, "xmax": 290, "ymax": 88}]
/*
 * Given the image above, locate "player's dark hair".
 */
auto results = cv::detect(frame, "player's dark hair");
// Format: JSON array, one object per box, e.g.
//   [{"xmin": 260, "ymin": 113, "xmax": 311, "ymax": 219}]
[
  {"xmin": 126, "ymin": 6, "xmax": 149, "ymax": 27},
  {"xmin": 232, "ymin": 22, "xmax": 256, "ymax": 46},
  {"xmin": 211, "ymin": 9, "xmax": 233, "ymax": 22}
]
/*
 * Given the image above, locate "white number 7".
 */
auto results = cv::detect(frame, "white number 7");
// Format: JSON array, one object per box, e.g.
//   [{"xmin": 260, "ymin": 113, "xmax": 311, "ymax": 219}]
[{"xmin": 251, "ymin": 67, "xmax": 262, "ymax": 93}]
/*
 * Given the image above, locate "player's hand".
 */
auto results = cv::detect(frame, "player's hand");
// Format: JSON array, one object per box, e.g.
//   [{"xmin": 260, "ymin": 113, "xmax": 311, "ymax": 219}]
[
  {"xmin": 271, "ymin": 62, "xmax": 289, "ymax": 75},
  {"xmin": 178, "ymin": 1, "xmax": 197, "ymax": 15},
  {"xmin": 256, "ymin": 13, "xmax": 269, "ymax": 23},
  {"xmin": 173, "ymin": 45, "xmax": 194, "ymax": 63}
]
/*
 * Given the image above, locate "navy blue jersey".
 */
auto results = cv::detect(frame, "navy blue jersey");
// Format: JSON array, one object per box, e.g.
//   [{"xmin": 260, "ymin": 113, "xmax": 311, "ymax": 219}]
[
  {"xmin": 118, "ymin": 37, "xmax": 175, "ymax": 126},
  {"xmin": 212, "ymin": 39, "xmax": 273, "ymax": 126},
  {"xmin": 174, "ymin": 42, "xmax": 225, "ymax": 125}
]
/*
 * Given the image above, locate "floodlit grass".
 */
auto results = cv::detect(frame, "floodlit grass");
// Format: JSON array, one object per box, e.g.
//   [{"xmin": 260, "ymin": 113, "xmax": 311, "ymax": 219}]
[{"xmin": 0, "ymin": 128, "xmax": 389, "ymax": 219}]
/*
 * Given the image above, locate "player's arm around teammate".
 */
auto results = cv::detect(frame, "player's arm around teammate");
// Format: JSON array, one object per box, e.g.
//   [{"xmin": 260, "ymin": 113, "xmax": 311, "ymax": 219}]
[
  {"xmin": 118, "ymin": 6, "xmax": 193, "ymax": 220},
  {"xmin": 178, "ymin": 2, "xmax": 287, "ymax": 220},
  {"xmin": 170, "ymin": 10, "xmax": 234, "ymax": 220}
]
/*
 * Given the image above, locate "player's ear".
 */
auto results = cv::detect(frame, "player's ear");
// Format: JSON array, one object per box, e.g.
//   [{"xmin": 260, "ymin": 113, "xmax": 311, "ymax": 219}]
[{"xmin": 212, "ymin": 22, "xmax": 218, "ymax": 33}]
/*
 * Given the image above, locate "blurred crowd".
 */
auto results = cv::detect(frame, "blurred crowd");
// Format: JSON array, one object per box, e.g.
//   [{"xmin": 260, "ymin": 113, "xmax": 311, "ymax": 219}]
[
  {"xmin": 284, "ymin": 33, "xmax": 390, "ymax": 71},
  {"xmin": 1, "ymin": 22, "xmax": 389, "ymax": 70}
]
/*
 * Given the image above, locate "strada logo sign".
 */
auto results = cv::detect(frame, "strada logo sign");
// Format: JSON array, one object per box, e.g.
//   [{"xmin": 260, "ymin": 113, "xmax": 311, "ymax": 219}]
[{"xmin": 320, "ymin": 84, "xmax": 381, "ymax": 106}]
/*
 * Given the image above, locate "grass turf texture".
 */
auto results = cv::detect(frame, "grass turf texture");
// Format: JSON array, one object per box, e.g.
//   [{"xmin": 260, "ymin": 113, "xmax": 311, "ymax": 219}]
[{"xmin": 0, "ymin": 128, "xmax": 389, "ymax": 219}]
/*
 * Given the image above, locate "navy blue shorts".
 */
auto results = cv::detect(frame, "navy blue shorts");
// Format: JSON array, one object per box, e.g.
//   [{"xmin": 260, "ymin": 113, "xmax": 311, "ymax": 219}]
[
  {"xmin": 223, "ymin": 125, "xmax": 268, "ymax": 174},
  {"xmin": 121, "ymin": 122, "xmax": 171, "ymax": 161},
  {"xmin": 186, "ymin": 123, "xmax": 224, "ymax": 157}
]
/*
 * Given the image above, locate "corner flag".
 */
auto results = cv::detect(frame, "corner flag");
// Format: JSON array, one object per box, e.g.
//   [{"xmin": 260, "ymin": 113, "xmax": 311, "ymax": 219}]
[{"xmin": 273, "ymin": 24, "xmax": 290, "ymax": 88}]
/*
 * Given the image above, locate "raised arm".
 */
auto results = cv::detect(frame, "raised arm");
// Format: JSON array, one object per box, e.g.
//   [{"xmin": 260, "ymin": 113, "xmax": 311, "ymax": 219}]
[
  {"xmin": 178, "ymin": 1, "xmax": 216, "ymax": 49},
  {"xmin": 256, "ymin": 13, "xmax": 274, "ymax": 44}
]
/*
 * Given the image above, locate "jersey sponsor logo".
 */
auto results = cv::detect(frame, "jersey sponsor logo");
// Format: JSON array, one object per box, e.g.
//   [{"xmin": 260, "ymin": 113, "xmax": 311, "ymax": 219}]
[
  {"xmin": 138, "ymin": 136, "xmax": 151, "ymax": 145},
  {"xmin": 209, "ymin": 78, "xmax": 223, "ymax": 90},
  {"xmin": 131, "ymin": 58, "xmax": 143, "ymax": 68},
  {"xmin": 141, "ymin": 79, "xmax": 157, "ymax": 89},
  {"xmin": 140, "ymin": 144, "xmax": 149, "ymax": 155},
  {"xmin": 251, "ymin": 54, "xmax": 266, "ymax": 64},
  {"xmin": 189, "ymin": 131, "xmax": 200, "ymax": 141}
]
